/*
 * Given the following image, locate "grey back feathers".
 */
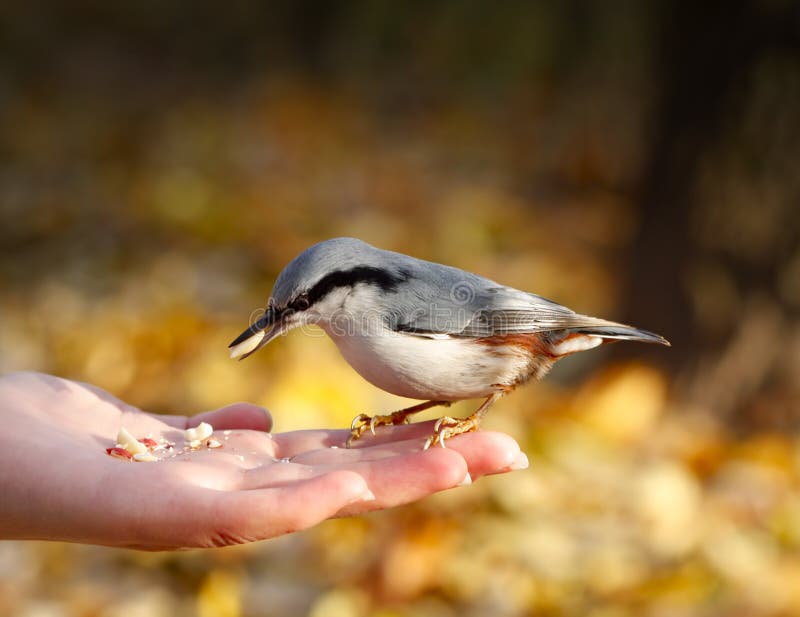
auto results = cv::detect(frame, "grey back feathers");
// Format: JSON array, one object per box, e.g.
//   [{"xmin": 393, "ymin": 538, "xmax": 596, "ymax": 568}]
[{"xmin": 271, "ymin": 238, "xmax": 668, "ymax": 345}]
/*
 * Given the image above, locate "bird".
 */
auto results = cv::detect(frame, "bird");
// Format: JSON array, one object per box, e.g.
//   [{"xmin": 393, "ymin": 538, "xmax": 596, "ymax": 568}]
[{"xmin": 229, "ymin": 237, "xmax": 669, "ymax": 449}]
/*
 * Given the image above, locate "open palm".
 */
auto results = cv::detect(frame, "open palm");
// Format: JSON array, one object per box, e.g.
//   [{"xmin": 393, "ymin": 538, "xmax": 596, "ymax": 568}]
[{"xmin": 0, "ymin": 372, "xmax": 525, "ymax": 550}]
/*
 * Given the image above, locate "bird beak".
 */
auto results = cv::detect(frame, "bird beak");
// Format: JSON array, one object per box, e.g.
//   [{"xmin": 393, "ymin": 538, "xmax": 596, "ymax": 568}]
[{"xmin": 228, "ymin": 307, "xmax": 285, "ymax": 360}]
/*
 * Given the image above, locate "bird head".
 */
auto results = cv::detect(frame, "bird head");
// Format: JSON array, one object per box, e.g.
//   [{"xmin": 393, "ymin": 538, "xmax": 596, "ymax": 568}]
[{"xmin": 228, "ymin": 238, "xmax": 410, "ymax": 359}]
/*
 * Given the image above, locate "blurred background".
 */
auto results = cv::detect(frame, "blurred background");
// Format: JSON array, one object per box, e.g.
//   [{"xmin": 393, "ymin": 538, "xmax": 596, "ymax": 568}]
[{"xmin": 1, "ymin": 1, "xmax": 799, "ymax": 616}]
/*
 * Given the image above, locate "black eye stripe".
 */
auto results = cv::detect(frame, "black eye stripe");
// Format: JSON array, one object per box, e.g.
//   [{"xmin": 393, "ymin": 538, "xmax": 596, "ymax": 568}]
[{"xmin": 301, "ymin": 266, "xmax": 411, "ymax": 307}]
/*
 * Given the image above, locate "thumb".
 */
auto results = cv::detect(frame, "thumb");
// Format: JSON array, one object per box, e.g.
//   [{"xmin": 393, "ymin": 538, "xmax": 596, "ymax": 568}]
[{"xmin": 190, "ymin": 402, "xmax": 273, "ymax": 432}]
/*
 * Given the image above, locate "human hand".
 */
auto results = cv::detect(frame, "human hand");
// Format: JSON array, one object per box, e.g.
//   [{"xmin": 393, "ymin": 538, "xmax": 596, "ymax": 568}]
[{"xmin": 0, "ymin": 372, "xmax": 527, "ymax": 550}]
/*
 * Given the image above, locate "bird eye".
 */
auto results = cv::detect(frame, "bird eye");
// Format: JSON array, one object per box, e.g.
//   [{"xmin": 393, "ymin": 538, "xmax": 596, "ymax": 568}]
[{"xmin": 291, "ymin": 294, "xmax": 310, "ymax": 311}]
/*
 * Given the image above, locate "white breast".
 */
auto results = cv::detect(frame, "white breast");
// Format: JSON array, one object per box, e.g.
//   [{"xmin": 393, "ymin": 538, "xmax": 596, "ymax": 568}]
[
  {"xmin": 323, "ymin": 327, "xmax": 529, "ymax": 400},
  {"xmin": 313, "ymin": 285, "xmax": 534, "ymax": 401}
]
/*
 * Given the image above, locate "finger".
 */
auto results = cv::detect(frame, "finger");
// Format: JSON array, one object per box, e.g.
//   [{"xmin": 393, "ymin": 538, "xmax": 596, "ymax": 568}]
[
  {"xmin": 240, "ymin": 448, "xmax": 468, "ymax": 520},
  {"xmin": 192, "ymin": 403, "xmax": 273, "ymax": 432},
  {"xmin": 283, "ymin": 430, "xmax": 524, "ymax": 474},
  {"xmin": 242, "ymin": 439, "xmax": 472, "ymax": 496},
  {"xmin": 273, "ymin": 420, "xmax": 441, "ymax": 458},
  {"xmin": 212, "ymin": 471, "xmax": 374, "ymax": 542},
  {"xmin": 243, "ymin": 430, "xmax": 525, "ymax": 490},
  {"xmin": 439, "ymin": 431, "xmax": 526, "ymax": 479},
  {"xmin": 155, "ymin": 403, "xmax": 273, "ymax": 431},
  {"xmin": 274, "ymin": 432, "xmax": 524, "ymax": 510},
  {"xmin": 333, "ymin": 446, "xmax": 469, "ymax": 517},
  {"xmin": 241, "ymin": 442, "xmax": 416, "ymax": 490}
]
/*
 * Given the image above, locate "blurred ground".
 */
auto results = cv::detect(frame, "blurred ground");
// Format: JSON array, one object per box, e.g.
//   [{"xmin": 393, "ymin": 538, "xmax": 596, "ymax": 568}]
[{"xmin": 1, "ymin": 2, "xmax": 799, "ymax": 616}]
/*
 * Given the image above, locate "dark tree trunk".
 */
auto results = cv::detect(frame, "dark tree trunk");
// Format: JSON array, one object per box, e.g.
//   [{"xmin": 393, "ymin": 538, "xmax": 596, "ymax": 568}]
[{"xmin": 618, "ymin": 0, "xmax": 799, "ymax": 370}]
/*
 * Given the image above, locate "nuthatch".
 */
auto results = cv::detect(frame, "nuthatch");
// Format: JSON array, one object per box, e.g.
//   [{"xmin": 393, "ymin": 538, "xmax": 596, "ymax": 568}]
[{"xmin": 229, "ymin": 238, "xmax": 669, "ymax": 449}]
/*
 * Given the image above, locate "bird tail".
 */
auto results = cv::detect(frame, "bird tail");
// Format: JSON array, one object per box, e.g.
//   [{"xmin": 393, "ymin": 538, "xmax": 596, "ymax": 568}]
[
  {"xmin": 570, "ymin": 324, "xmax": 670, "ymax": 346},
  {"xmin": 548, "ymin": 319, "xmax": 670, "ymax": 357}
]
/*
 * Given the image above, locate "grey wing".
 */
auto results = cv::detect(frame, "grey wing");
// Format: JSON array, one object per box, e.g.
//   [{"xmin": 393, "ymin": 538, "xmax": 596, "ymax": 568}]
[
  {"xmin": 397, "ymin": 295, "xmax": 612, "ymax": 338},
  {"xmin": 385, "ymin": 261, "xmax": 607, "ymax": 337},
  {"xmin": 396, "ymin": 291, "xmax": 666, "ymax": 349},
  {"xmin": 457, "ymin": 300, "xmax": 618, "ymax": 337},
  {"xmin": 381, "ymin": 256, "xmax": 669, "ymax": 345}
]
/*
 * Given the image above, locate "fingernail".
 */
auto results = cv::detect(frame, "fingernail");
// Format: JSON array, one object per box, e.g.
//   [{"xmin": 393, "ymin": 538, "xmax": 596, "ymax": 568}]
[
  {"xmin": 458, "ymin": 472, "xmax": 472, "ymax": 487},
  {"xmin": 358, "ymin": 488, "xmax": 376, "ymax": 502},
  {"xmin": 509, "ymin": 451, "xmax": 529, "ymax": 471}
]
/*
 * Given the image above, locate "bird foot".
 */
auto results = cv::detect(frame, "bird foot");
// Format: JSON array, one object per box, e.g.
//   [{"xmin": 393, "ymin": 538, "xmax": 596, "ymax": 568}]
[
  {"xmin": 423, "ymin": 415, "xmax": 481, "ymax": 450},
  {"xmin": 346, "ymin": 410, "xmax": 411, "ymax": 448}
]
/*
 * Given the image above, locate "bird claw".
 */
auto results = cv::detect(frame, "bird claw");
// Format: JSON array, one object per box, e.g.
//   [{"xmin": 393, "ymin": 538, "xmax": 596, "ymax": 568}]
[
  {"xmin": 433, "ymin": 416, "xmax": 457, "ymax": 432},
  {"xmin": 350, "ymin": 413, "xmax": 370, "ymax": 431},
  {"xmin": 346, "ymin": 410, "xmax": 412, "ymax": 448},
  {"xmin": 346, "ymin": 414, "xmax": 370, "ymax": 448},
  {"xmin": 346, "ymin": 401, "xmax": 453, "ymax": 448},
  {"xmin": 423, "ymin": 416, "xmax": 478, "ymax": 450}
]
